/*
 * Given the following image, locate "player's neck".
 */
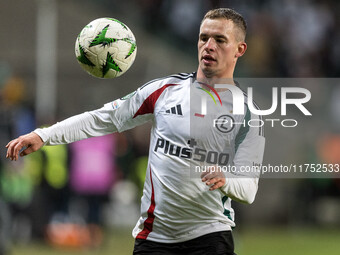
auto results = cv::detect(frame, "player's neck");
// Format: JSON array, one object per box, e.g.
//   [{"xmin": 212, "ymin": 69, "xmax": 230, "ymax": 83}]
[{"xmin": 196, "ymin": 69, "xmax": 235, "ymax": 91}]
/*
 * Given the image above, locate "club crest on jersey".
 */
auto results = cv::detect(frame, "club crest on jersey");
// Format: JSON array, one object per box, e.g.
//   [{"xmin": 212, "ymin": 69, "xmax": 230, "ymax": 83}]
[{"xmin": 213, "ymin": 115, "xmax": 235, "ymax": 133}]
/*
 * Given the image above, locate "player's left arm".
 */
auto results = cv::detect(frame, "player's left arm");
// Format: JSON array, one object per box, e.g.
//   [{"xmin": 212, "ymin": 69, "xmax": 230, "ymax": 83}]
[{"xmin": 202, "ymin": 112, "xmax": 265, "ymax": 204}]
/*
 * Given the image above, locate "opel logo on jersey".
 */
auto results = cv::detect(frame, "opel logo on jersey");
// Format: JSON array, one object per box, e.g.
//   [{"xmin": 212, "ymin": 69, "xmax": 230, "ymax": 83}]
[{"xmin": 213, "ymin": 115, "xmax": 235, "ymax": 133}]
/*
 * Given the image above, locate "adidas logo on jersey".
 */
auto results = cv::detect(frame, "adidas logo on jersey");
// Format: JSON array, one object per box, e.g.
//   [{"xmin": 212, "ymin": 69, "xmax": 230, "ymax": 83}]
[{"xmin": 165, "ymin": 104, "xmax": 183, "ymax": 116}]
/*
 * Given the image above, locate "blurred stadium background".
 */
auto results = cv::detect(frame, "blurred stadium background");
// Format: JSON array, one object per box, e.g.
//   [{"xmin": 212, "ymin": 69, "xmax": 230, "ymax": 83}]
[{"xmin": 1, "ymin": 0, "xmax": 340, "ymax": 254}]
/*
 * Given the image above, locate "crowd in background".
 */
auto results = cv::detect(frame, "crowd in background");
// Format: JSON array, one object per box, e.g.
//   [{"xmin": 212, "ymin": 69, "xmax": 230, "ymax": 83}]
[
  {"xmin": 0, "ymin": 77, "xmax": 148, "ymax": 252},
  {"xmin": 138, "ymin": 0, "xmax": 339, "ymax": 77}
]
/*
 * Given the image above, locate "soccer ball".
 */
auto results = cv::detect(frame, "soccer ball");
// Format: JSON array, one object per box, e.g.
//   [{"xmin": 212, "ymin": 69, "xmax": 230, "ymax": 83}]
[{"xmin": 75, "ymin": 18, "xmax": 137, "ymax": 79}]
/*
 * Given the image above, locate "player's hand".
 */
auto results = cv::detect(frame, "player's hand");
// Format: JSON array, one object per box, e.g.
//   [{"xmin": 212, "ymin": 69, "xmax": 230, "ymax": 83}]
[
  {"xmin": 201, "ymin": 166, "xmax": 226, "ymax": 191},
  {"xmin": 5, "ymin": 132, "xmax": 44, "ymax": 161}
]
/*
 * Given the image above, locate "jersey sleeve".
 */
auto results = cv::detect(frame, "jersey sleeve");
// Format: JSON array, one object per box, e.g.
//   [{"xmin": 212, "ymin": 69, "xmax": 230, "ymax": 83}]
[
  {"xmin": 34, "ymin": 109, "xmax": 118, "ymax": 145},
  {"xmin": 34, "ymin": 80, "xmax": 166, "ymax": 145},
  {"xmin": 107, "ymin": 86, "xmax": 154, "ymax": 132},
  {"xmin": 108, "ymin": 80, "xmax": 180, "ymax": 132},
  {"xmin": 220, "ymin": 108, "xmax": 265, "ymax": 204}
]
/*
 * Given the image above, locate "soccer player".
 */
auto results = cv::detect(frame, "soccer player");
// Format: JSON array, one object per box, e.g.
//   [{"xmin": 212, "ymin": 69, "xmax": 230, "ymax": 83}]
[{"xmin": 6, "ymin": 8, "xmax": 265, "ymax": 255}]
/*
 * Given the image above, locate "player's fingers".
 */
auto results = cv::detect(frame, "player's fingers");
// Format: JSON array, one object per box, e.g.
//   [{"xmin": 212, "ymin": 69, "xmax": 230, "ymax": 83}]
[
  {"xmin": 200, "ymin": 171, "xmax": 210, "ymax": 180},
  {"xmin": 11, "ymin": 144, "xmax": 20, "ymax": 161},
  {"xmin": 5, "ymin": 141, "xmax": 12, "ymax": 158},
  {"xmin": 12, "ymin": 139, "xmax": 27, "ymax": 161},
  {"xmin": 5, "ymin": 141, "xmax": 11, "ymax": 148},
  {"xmin": 20, "ymin": 146, "xmax": 35, "ymax": 157},
  {"xmin": 6, "ymin": 139, "xmax": 19, "ymax": 160},
  {"xmin": 201, "ymin": 172, "xmax": 213, "ymax": 182},
  {"xmin": 209, "ymin": 180, "xmax": 224, "ymax": 191},
  {"xmin": 201, "ymin": 167, "xmax": 218, "ymax": 181},
  {"xmin": 205, "ymin": 177, "xmax": 221, "ymax": 186},
  {"xmin": 202, "ymin": 173, "xmax": 214, "ymax": 182},
  {"xmin": 203, "ymin": 170, "xmax": 222, "ymax": 181}
]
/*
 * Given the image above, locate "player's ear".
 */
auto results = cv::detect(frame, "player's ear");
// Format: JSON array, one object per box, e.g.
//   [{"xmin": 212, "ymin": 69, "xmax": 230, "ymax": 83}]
[{"xmin": 235, "ymin": 42, "xmax": 247, "ymax": 58}]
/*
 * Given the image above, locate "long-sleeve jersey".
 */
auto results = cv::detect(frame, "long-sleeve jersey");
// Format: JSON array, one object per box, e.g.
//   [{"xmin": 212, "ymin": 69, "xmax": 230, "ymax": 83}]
[{"xmin": 35, "ymin": 72, "xmax": 265, "ymax": 243}]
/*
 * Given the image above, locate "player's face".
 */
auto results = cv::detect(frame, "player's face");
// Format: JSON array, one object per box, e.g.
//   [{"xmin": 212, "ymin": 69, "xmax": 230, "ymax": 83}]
[{"xmin": 197, "ymin": 18, "xmax": 246, "ymax": 79}]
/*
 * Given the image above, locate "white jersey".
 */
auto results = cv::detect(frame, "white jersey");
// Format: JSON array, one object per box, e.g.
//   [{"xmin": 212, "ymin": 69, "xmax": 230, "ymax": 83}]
[{"xmin": 35, "ymin": 72, "xmax": 265, "ymax": 243}]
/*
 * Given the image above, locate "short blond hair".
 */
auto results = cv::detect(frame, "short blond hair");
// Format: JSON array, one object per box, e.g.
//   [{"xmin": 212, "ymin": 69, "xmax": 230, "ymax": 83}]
[{"xmin": 202, "ymin": 8, "xmax": 247, "ymax": 41}]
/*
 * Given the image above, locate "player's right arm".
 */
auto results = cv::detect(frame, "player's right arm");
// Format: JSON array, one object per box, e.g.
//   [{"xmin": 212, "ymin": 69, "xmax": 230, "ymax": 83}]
[
  {"xmin": 5, "ymin": 109, "xmax": 116, "ymax": 161},
  {"xmin": 5, "ymin": 78, "xmax": 167, "ymax": 161}
]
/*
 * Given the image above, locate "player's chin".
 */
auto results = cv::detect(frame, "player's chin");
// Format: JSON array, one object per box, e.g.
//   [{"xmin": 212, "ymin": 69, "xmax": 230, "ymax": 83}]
[
  {"xmin": 201, "ymin": 60, "xmax": 217, "ymax": 69},
  {"xmin": 201, "ymin": 66, "xmax": 215, "ymax": 78}
]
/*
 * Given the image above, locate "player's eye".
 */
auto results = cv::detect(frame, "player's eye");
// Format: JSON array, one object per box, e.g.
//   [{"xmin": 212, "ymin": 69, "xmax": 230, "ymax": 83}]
[
  {"xmin": 216, "ymin": 38, "xmax": 226, "ymax": 43},
  {"xmin": 200, "ymin": 36, "xmax": 208, "ymax": 42}
]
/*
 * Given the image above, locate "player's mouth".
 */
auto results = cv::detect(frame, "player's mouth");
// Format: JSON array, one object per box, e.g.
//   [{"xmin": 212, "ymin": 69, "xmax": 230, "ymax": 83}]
[{"xmin": 202, "ymin": 54, "xmax": 216, "ymax": 65}]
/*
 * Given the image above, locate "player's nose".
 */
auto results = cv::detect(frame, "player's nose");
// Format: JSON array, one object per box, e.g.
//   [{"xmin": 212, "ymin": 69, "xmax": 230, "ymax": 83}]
[{"xmin": 204, "ymin": 38, "xmax": 216, "ymax": 51}]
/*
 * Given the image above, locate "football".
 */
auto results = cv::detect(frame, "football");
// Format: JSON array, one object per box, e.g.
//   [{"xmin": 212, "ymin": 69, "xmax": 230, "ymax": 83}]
[{"xmin": 75, "ymin": 18, "xmax": 137, "ymax": 79}]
